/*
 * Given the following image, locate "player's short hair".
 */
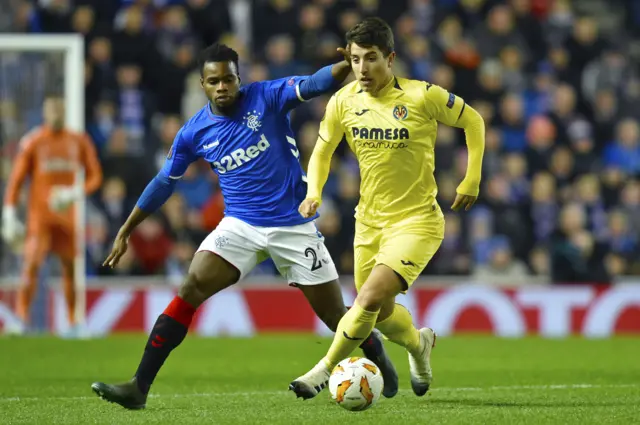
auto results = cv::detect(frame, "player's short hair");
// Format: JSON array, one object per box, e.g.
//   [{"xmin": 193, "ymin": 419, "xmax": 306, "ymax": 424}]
[
  {"xmin": 346, "ymin": 17, "xmax": 394, "ymax": 57},
  {"xmin": 198, "ymin": 43, "xmax": 239, "ymax": 76}
]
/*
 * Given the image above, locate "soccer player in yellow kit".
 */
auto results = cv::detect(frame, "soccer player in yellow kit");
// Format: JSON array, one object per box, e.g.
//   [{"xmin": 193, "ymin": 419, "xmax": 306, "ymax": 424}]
[{"xmin": 289, "ymin": 17, "xmax": 485, "ymax": 400}]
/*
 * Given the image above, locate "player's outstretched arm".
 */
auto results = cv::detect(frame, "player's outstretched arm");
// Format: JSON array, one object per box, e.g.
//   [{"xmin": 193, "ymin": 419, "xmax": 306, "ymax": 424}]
[
  {"xmin": 103, "ymin": 173, "xmax": 177, "ymax": 268},
  {"xmin": 295, "ymin": 50, "xmax": 351, "ymax": 101},
  {"xmin": 423, "ymin": 84, "xmax": 485, "ymax": 211},
  {"xmin": 105, "ymin": 127, "xmax": 195, "ymax": 268}
]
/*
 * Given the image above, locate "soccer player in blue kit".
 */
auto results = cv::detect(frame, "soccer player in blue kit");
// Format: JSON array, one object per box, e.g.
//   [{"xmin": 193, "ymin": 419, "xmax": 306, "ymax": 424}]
[{"xmin": 91, "ymin": 43, "xmax": 398, "ymax": 409}]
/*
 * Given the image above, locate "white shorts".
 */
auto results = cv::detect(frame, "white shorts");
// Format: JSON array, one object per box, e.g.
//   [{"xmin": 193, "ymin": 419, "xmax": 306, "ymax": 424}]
[{"xmin": 197, "ymin": 216, "xmax": 339, "ymax": 285}]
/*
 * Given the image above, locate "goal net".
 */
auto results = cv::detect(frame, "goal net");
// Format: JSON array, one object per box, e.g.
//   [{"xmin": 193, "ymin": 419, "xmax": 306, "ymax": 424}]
[{"xmin": 0, "ymin": 34, "xmax": 86, "ymax": 332}]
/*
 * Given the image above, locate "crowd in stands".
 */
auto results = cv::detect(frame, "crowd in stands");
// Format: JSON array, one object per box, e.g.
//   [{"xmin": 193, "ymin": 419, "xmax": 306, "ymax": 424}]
[{"xmin": 1, "ymin": 0, "xmax": 640, "ymax": 284}]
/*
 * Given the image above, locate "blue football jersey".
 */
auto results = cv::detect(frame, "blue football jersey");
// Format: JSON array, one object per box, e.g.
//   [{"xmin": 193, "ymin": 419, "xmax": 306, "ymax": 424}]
[{"xmin": 160, "ymin": 76, "xmax": 317, "ymax": 227}]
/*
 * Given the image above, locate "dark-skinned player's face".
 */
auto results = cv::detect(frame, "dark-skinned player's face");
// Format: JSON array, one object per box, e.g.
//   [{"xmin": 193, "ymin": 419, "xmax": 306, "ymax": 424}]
[
  {"xmin": 43, "ymin": 97, "xmax": 65, "ymax": 130},
  {"xmin": 349, "ymin": 43, "xmax": 395, "ymax": 94},
  {"xmin": 200, "ymin": 61, "xmax": 241, "ymax": 109}
]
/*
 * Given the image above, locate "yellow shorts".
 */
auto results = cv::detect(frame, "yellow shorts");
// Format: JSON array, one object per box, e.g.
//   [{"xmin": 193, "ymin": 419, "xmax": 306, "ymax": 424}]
[{"xmin": 354, "ymin": 211, "xmax": 444, "ymax": 292}]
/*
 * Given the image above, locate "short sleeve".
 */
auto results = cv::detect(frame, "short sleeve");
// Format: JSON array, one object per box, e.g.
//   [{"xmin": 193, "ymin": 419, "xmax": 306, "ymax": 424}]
[
  {"xmin": 422, "ymin": 83, "xmax": 466, "ymax": 127},
  {"xmin": 318, "ymin": 94, "xmax": 344, "ymax": 146},
  {"xmin": 159, "ymin": 127, "xmax": 197, "ymax": 179},
  {"xmin": 261, "ymin": 76, "xmax": 307, "ymax": 113}
]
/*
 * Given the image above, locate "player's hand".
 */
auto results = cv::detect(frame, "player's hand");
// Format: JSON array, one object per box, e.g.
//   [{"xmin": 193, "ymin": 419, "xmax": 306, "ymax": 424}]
[
  {"xmin": 451, "ymin": 194, "xmax": 477, "ymax": 212},
  {"xmin": 1, "ymin": 206, "xmax": 25, "ymax": 250},
  {"xmin": 103, "ymin": 231, "xmax": 129, "ymax": 268},
  {"xmin": 299, "ymin": 198, "xmax": 320, "ymax": 218},
  {"xmin": 337, "ymin": 46, "xmax": 351, "ymax": 66}
]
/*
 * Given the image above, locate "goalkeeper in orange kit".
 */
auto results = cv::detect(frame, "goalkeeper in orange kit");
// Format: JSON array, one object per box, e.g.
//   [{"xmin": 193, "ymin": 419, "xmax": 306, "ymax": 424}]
[{"xmin": 2, "ymin": 96, "xmax": 102, "ymax": 336}]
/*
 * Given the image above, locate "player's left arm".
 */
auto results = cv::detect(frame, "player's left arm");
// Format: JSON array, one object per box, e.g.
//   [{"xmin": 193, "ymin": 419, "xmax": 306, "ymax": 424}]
[
  {"xmin": 266, "ymin": 51, "xmax": 351, "ymax": 112},
  {"xmin": 423, "ymin": 84, "xmax": 485, "ymax": 211}
]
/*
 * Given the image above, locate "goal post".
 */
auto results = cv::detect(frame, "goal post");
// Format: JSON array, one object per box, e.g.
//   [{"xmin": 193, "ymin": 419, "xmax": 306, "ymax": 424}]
[{"xmin": 0, "ymin": 34, "xmax": 86, "ymax": 330}]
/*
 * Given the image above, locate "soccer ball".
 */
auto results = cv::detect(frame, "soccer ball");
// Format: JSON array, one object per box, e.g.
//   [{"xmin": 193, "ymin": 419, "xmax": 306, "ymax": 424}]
[{"xmin": 328, "ymin": 357, "xmax": 384, "ymax": 411}]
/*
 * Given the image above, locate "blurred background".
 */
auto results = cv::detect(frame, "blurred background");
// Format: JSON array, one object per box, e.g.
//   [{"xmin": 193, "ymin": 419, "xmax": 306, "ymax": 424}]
[{"xmin": 0, "ymin": 0, "xmax": 639, "ymax": 292}]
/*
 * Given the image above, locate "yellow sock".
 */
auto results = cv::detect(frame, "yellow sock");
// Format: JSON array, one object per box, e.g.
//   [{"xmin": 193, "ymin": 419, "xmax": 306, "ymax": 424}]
[
  {"xmin": 324, "ymin": 302, "xmax": 379, "ymax": 369},
  {"xmin": 375, "ymin": 304, "xmax": 420, "ymax": 353}
]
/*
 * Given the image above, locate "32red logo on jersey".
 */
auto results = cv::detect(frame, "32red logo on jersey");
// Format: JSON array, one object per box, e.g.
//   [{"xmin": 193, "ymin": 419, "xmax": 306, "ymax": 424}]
[{"xmin": 393, "ymin": 105, "xmax": 408, "ymax": 121}]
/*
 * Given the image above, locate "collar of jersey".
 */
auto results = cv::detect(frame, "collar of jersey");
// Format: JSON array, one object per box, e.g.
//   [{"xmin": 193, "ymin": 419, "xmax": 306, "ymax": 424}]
[
  {"xmin": 206, "ymin": 90, "xmax": 246, "ymax": 121},
  {"xmin": 360, "ymin": 76, "xmax": 402, "ymax": 98}
]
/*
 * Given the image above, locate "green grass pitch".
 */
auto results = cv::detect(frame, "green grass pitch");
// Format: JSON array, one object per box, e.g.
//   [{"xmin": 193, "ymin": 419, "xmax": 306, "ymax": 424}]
[{"xmin": 1, "ymin": 335, "xmax": 639, "ymax": 424}]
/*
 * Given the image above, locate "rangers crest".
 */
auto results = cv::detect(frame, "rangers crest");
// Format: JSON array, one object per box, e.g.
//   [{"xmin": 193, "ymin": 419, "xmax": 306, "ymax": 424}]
[{"xmin": 243, "ymin": 110, "xmax": 262, "ymax": 132}]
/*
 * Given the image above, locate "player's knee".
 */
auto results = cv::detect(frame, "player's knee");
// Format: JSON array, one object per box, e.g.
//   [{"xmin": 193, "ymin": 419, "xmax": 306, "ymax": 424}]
[
  {"xmin": 178, "ymin": 252, "xmax": 239, "ymax": 307},
  {"xmin": 355, "ymin": 285, "xmax": 388, "ymax": 312}
]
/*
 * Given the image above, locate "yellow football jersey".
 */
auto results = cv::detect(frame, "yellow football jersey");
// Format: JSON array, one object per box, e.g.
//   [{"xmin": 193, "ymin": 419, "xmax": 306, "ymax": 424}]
[{"xmin": 318, "ymin": 76, "xmax": 466, "ymax": 228}]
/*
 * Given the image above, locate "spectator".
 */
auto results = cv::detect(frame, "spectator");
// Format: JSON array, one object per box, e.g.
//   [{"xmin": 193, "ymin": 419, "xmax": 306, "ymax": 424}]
[
  {"xmin": 472, "ymin": 236, "xmax": 530, "ymax": 283},
  {"xmin": 499, "ymin": 93, "xmax": 527, "ymax": 152},
  {"xmin": 525, "ymin": 115, "xmax": 556, "ymax": 176},
  {"xmin": 265, "ymin": 35, "xmax": 300, "ymax": 79},
  {"xmin": 603, "ymin": 118, "xmax": 640, "ymax": 176},
  {"xmin": 115, "ymin": 64, "xmax": 152, "ymax": 147},
  {"xmin": 129, "ymin": 216, "xmax": 173, "ymax": 275},
  {"xmin": 550, "ymin": 203, "xmax": 610, "ymax": 283}
]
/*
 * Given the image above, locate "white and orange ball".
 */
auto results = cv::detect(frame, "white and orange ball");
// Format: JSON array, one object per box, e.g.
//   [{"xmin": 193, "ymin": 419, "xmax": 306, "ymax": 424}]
[{"xmin": 328, "ymin": 357, "xmax": 384, "ymax": 411}]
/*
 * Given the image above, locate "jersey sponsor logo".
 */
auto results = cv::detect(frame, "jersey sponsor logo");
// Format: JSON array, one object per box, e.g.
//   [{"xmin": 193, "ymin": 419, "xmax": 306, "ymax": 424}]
[
  {"xmin": 392, "ymin": 105, "xmax": 408, "ymax": 121},
  {"xmin": 446, "ymin": 92, "xmax": 455, "ymax": 109},
  {"xmin": 211, "ymin": 134, "xmax": 270, "ymax": 174},
  {"xmin": 203, "ymin": 140, "xmax": 219, "ymax": 150},
  {"xmin": 351, "ymin": 127, "xmax": 410, "ymax": 141},
  {"xmin": 41, "ymin": 158, "xmax": 76, "ymax": 172},
  {"xmin": 243, "ymin": 110, "xmax": 262, "ymax": 132},
  {"xmin": 355, "ymin": 140, "xmax": 408, "ymax": 149}
]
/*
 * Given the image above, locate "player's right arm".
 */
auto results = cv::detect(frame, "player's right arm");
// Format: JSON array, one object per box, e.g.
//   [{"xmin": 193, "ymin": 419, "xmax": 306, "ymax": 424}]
[
  {"xmin": 104, "ymin": 127, "xmax": 196, "ymax": 268},
  {"xmin": 300, "ymin": 94, "xmax": 344, "ymax": 218},
  {"xmin": 2, "ymin": 134, "xmax": 36, "ymax": 245}
]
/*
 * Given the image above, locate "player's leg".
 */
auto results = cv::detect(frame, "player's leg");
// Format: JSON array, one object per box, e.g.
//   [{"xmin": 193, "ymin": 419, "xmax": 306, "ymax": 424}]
[
  {"xmin": 92, "ymin": 217, "xmax": 264, "ymax": 409},
  {"xmin": 373, "ymin": 217, "xmax": 444, "ymax": 396},
  {"xmin": 289, "ymin": 220, "xmax": 395, "ymax": 399},
  {"xmin": 52, "ymin": 224, "xmax": 78, "ymax": 332},
  {"xmin": 92, "ymin": 251, "xmax": 240, "ymax": 409},
  {"xmin": 295, "ymin": 280, "xmax": 398, "ymax": 398},
  {"xmin": 14, "ymin": 227, "xmax": 50, "ymax": 331},
  {"xmin": 59, "ymin": 256, "xmax": 76, "ymax": 326},
  {"xmin": 290, "ymin": 264, "xmax": 404, "ymax": 399}
]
